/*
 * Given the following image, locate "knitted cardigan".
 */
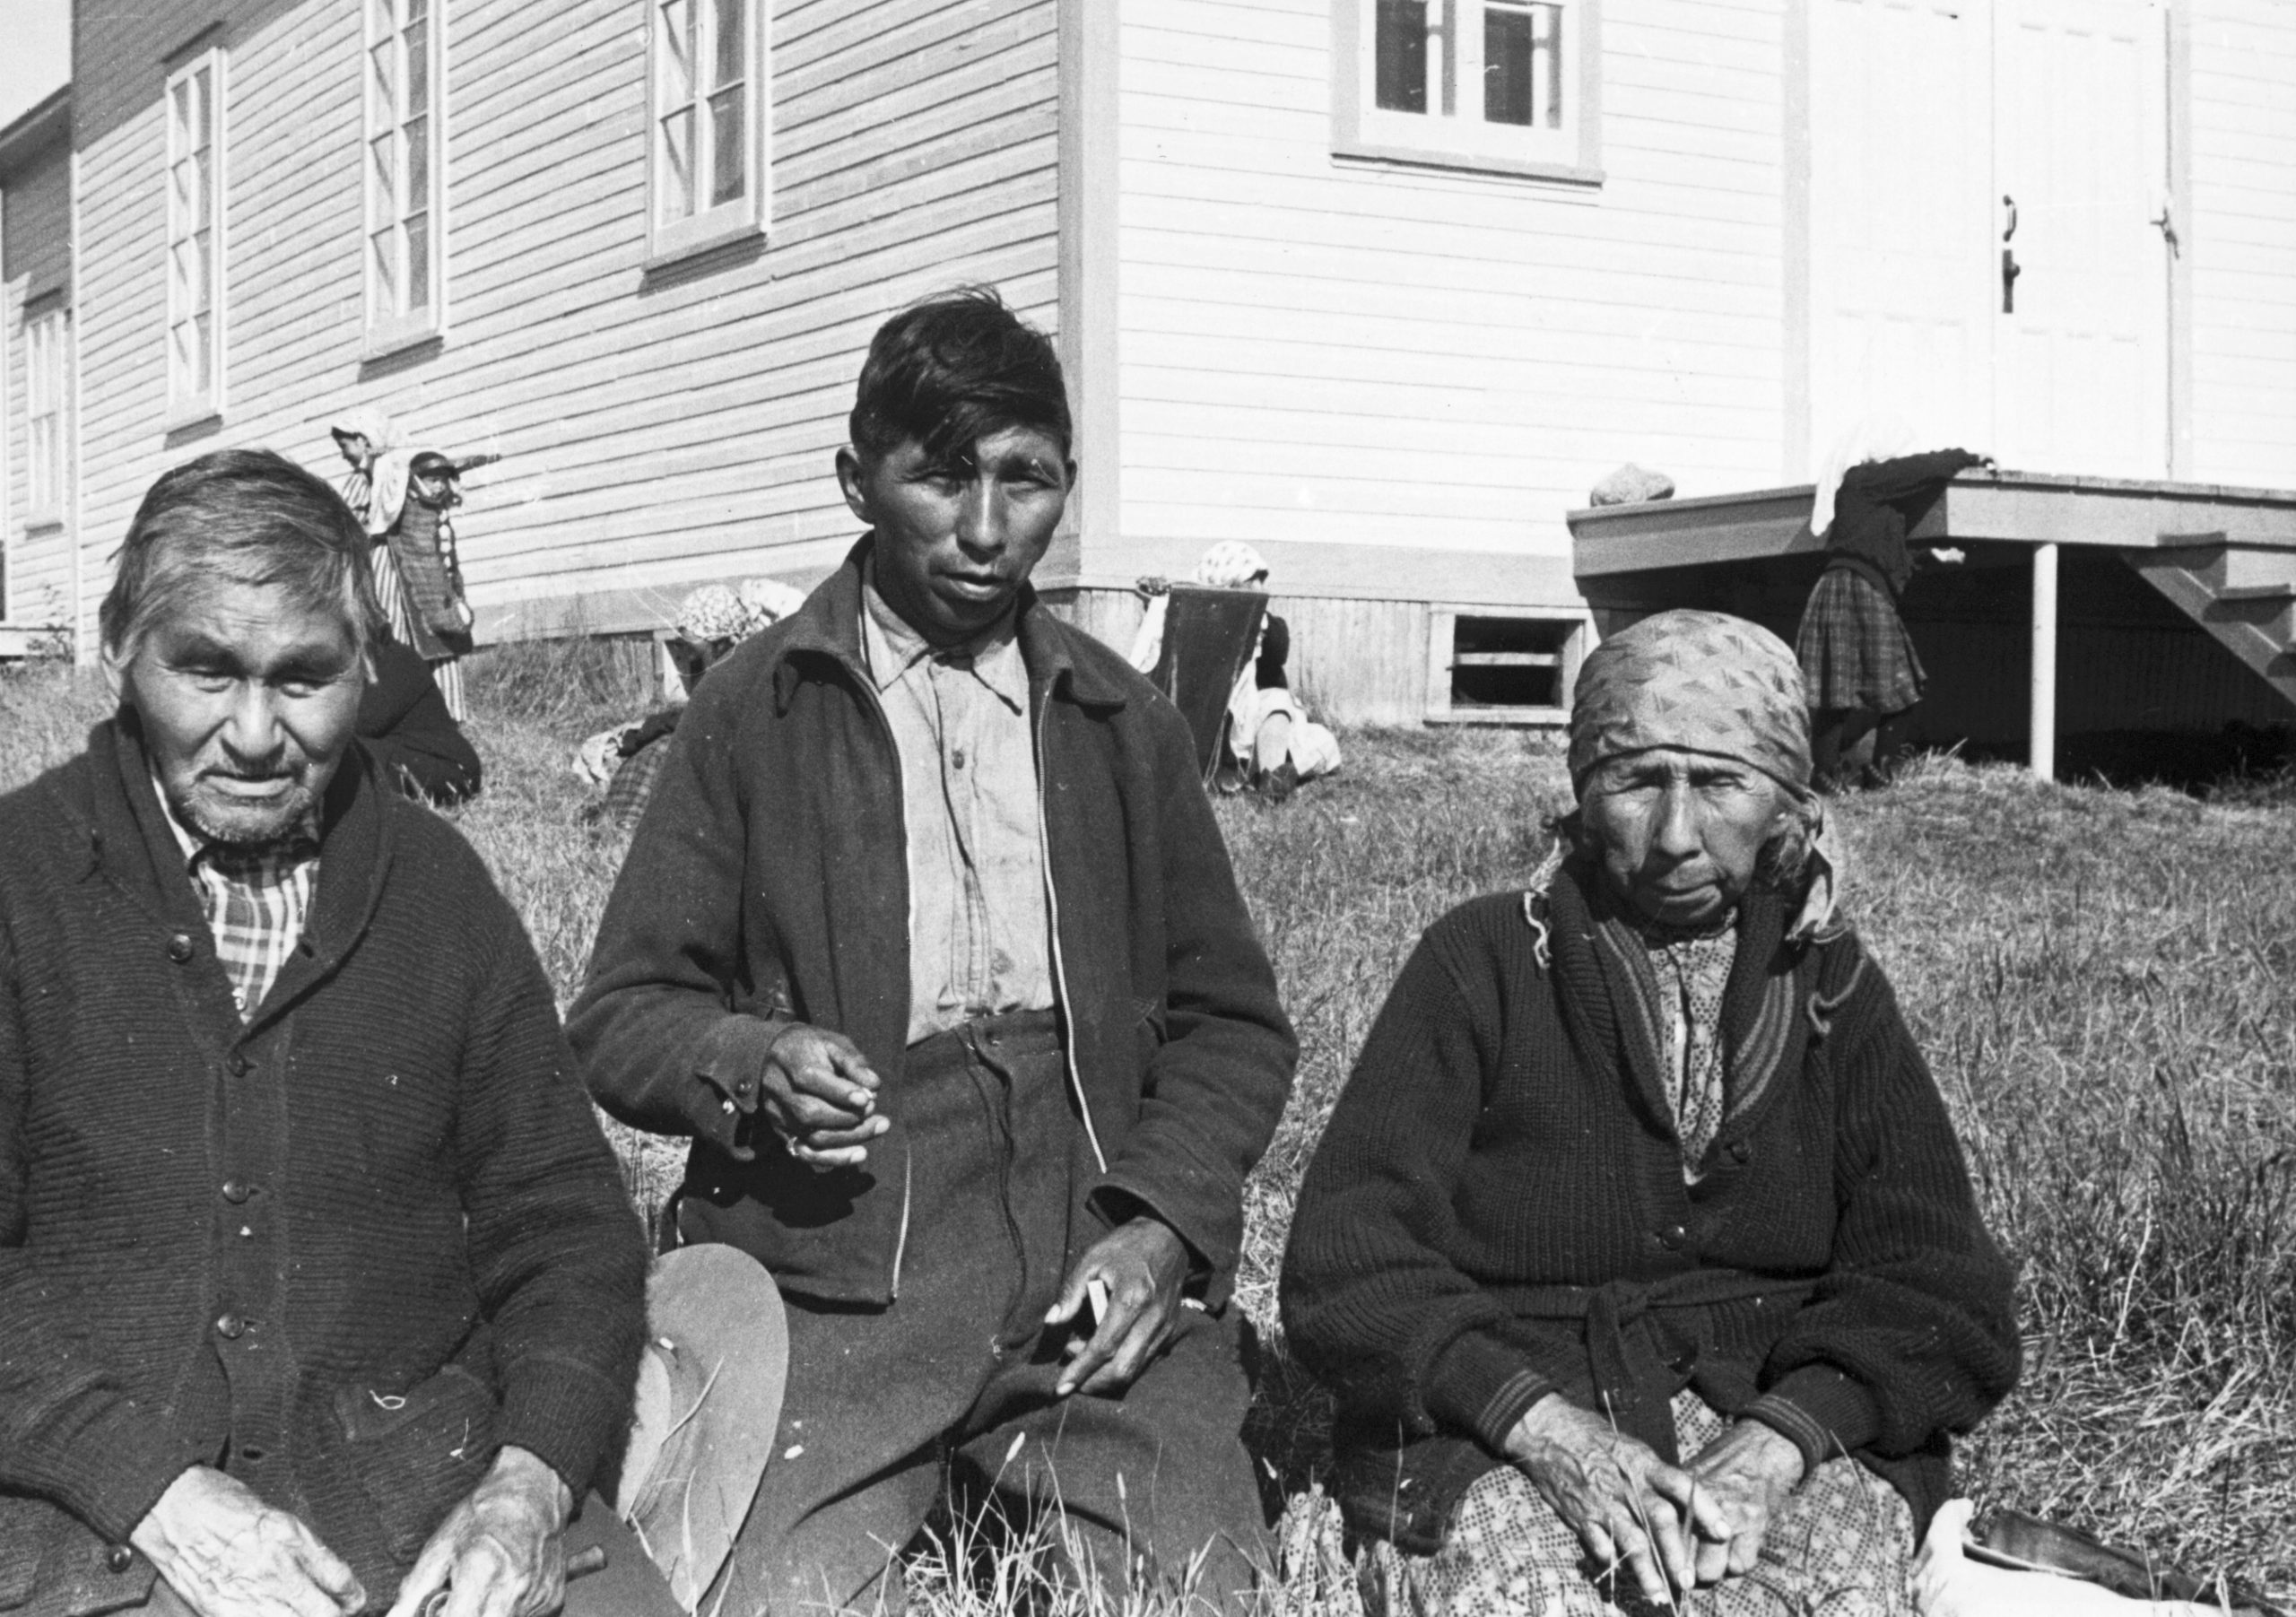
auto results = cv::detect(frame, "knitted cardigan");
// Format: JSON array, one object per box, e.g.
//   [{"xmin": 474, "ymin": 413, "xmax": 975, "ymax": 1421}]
[
  {"xmin": 0, "ymin": 719, "xmax": 647, "ymax": 1616},
  {"xmin": 1280, "ymin": 863, "xmax": 2019, "ymax": 1553}
]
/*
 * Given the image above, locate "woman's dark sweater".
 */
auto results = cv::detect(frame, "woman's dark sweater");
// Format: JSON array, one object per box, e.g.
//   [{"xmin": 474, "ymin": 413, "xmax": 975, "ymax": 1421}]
[
  {"xmin": 1280, "ymin": 864, "xmax": 2019, "ymax": 1547},
  {"xmin": 1824, "ymin": 448, "xmax": 1985, "ymax": 596}
]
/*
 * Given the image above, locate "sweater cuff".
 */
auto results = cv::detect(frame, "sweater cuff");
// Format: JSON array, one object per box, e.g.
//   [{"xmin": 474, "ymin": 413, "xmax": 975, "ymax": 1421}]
[
  {"xmin": 1428, "ymin": 1331, "xmax": 1556, "ymax": 1454},
  {"xmin": 43, "ymin": 1397, "xmax": 206, "ymax": 1545},
  {"xmin": 1743, "ymin": 1366, "xmax": 1883, "ymax": 1477},
  {"xmin": 499, "ymin": 1355, "xmax": 633, "ymax": 1500},
  {"xmin": 689, "ymin": 1014, "xmax": 791, "ymax": 1156}
]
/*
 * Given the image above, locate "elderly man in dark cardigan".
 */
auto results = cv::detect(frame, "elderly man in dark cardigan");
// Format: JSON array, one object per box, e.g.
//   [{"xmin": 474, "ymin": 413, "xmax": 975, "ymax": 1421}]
[
  {"xmin": 0, "ymin": 450, "xmax": 651, "ymax": 1617},
  {"xmin": 570, "ymin": 291, "xmax": 1298, "ymax": 1614}
]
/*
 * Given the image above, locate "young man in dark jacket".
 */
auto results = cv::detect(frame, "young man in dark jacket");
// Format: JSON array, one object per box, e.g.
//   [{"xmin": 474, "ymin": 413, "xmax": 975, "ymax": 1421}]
[
  {"xmin": 0, "ymin": 450, "xmax": 648, "ymax": 1617},
  {"xmin": 570, "ymin": 291, "xmax": 1297, "ymax": 1613}
]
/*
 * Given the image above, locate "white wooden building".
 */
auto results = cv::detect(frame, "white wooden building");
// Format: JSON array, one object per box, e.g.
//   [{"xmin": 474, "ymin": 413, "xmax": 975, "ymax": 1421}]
[{"xmin": 3, "ymin": 0, "xmax": 2292, "ymax": 725}]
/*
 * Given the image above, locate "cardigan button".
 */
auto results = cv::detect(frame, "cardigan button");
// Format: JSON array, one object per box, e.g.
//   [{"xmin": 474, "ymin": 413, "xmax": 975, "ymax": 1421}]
[
  {"xmin": 214, "ymin": 1312, "xmax": 247, "ymax": 1340},
  {"xmin": 1657, "ymin": 1224, "xmax": 1689, "ymax": 1251},
  {"xmin": 222, "ymin": 1178, "xmax": 251, "ymax": 1204},
  {"xmin": 227, "ymin": 1053, "xmax": 250, "ymax": 1077},
  {"xmin": 165, "ymin": 933, "xmax": 195, "ymax": 964},
  {"xmin": 105, "ymin": 1546, "xmax": 134, "ymax": 1575},
  {"xmin": 1727, "ymin": 1141, "xmax": 1751, "ymax": 1164}
]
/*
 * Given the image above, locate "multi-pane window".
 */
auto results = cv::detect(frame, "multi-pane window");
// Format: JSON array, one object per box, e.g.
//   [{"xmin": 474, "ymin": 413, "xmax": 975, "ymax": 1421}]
[
  {"xmin": 165, "ymin": 48, "xmax": 225, "ymax": 418},
  {"xmin": 1343, "ymin": 0, "xmax": 1593, "ymax": 178},
  {"xmin": 366, "ymin": 0, "xmax": 444, "ymax": 339},
  {"xmin": 649, "ymin": 0, "xmax": 768, "ymax": 257},
  {"xmin": 25, "ymin": 309, "xmax": 65, "ymax": 518}
]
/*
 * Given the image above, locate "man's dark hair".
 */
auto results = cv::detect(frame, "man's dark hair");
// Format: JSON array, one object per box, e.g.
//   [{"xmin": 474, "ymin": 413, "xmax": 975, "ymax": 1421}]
[
  {"xmin": 100, "ymin": 448, "xmax": 386, "ymax": 664},
  {"xmin": 848, "ymin": 288, "xmax": 1073, "ymax": 466}
]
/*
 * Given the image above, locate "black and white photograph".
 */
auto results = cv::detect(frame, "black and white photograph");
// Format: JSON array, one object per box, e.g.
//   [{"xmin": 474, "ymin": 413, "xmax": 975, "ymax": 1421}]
[{"xmin": 0, "ymin": 1, "xmax": 2292, "ymax": 1613}]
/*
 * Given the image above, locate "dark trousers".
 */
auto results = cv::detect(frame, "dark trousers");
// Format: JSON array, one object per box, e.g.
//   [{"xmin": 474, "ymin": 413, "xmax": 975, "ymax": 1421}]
[{"xmin": 711, "ymin": 1012, "xmax": 1267, "ymax": 1615}]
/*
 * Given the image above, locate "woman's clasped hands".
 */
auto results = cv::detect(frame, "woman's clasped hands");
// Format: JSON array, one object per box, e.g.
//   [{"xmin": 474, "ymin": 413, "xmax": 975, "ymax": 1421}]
[{"xmin": 1504, "ymin": 1393, "xmax": 1807, "ymax": 1606}]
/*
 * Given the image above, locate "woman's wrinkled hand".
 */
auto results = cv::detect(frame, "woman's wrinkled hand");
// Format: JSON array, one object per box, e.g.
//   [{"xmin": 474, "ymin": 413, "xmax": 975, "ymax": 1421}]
[
  {"xmin": 1502, "ymin": 1394, "xmax": 1698, "ymax": 1606},
  {"xmin": 382, "ymin": 1446, "xmax": 572, "ymax": 1617},
  {"xmin": 1678, "ymin": 1420, "xmax": 1806, "ymax": 1586}
]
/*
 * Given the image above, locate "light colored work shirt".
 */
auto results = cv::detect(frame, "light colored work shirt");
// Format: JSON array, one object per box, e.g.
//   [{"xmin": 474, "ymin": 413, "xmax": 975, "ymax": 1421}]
[
  {"xmin": 861, "ymin": 578, "xmax": 1056, "ymax": 1046},
  {"xmin": 157, "ymin": 779, "xmax": 321, "ymax": 1021}
]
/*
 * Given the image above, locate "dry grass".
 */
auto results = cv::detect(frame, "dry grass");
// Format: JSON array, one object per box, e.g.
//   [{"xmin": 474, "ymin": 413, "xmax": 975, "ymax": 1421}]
[{"xmin": 8, "ymin": 645, "xmax": 2294, "ymax": 1611}]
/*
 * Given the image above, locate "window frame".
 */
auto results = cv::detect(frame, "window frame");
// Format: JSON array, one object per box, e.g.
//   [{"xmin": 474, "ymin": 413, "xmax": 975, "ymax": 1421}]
[
  {"xmin": 361, "ymin": 0, "xmax": 448, "ymax": 356},
  {"xmin": 23, "ymin": 305, "xmax": 67, "ymax": 530},
  {"xmin": 1333, "ymin": 0, "xmax": 1603, "ymax": 185},
  {"xmin": 163, "ymin": 44, "xmax": 227, "ymax": 427},
  {"xmin": 644, "ymin": 0, "xmax": 771, "ymax": 266}
]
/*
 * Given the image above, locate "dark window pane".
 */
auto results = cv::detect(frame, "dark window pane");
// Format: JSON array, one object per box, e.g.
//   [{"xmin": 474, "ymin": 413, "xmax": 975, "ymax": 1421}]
[
  {"xmin": 713, "ymin": 0, "xmax": 744, "ymax": 91},
  {"xmin": 408, "ymin": 115, "xmax": 429, "ymax": 201},
  {"xmin": 407, "ymin": 212, "xmax": 430, "ymax": 309},
  {"xmin": 709, "ymin": 84, "xmax": 744, "ymax": 205},
  {"xmin": 1375, "ymin": 0, "xmax": 1428, "ymax": 114},
  {"xmin": 1483, "ymin": 4, "xmax": 1532, "ymax": 126},
  {"xmin": 407, "ymin": 19, "xmax": 428, "ymax": 117},
  {"xmin": 1484, "ymin": 3, "xmax": 1562, "ymax": 128}
]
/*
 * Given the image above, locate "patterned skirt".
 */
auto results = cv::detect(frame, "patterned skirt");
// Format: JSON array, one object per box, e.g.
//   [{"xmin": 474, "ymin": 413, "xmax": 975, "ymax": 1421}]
[
  {"xmin": 1795, "ymin": 567, "xmax": 1924, "ymax": 716},
  {"xmin": 1361, "ymin": 1392, "xmax": 1916, "ymax": 1617}
]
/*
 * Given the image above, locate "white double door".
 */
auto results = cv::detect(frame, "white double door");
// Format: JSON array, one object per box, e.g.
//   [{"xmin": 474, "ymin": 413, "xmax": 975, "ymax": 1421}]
[{"xmin": 1807, "ymin": 0, "xmax": 2172, "ymax": 479}]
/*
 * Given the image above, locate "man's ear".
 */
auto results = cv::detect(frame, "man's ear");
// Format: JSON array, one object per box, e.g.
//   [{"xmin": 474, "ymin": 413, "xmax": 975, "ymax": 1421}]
[{"xmin": 834, "ymin": 447, "xmax": 873, "ymax": 526}]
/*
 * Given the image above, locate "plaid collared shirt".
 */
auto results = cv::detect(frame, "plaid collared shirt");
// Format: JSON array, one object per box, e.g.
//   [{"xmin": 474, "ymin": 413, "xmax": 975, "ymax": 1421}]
[{"xmin": 158, "ymin": 784, "xmax": 322, "ymax": 1021}]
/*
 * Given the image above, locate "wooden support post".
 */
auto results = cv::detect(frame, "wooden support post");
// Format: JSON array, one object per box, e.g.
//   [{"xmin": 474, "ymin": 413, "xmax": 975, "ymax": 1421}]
[{"xmin": 2030, "ymin": 543, "xmax": 2058, "ymax": 780}]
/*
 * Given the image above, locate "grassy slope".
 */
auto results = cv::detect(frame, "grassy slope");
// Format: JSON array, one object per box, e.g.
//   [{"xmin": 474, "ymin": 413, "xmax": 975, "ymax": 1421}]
[{"xmin": 8, "ymin": 652, "xmax": 2292, "ymax": 1607}]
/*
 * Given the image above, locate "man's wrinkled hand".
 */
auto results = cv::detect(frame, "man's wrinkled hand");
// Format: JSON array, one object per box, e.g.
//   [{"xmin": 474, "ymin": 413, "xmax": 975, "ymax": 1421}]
[
  {"xmin": 1043, "ymin": 1216, "xmax": 1189, "ymax": 1397},
  {"xmin": 1676, "ymin": 1420, "xmax": 1805, "ymax": 1586},
  {"xmin": 382, "ymin": 1447, "xmax": 572, "ymax": 1617},
  {"xmin": 1502, "ymin": 1394, "xmax": 1698, "ymax": 1608},
  {"xmin": 131, "ymin": 1465, "xmax": 366, "ymax": 1617},
  {"xmin": 720, "ymin": 1022, "xmax": 887, "ymax": 1169}
]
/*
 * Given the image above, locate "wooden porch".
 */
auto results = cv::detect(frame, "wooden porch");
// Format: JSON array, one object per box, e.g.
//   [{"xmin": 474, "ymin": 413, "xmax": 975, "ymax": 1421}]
[{"xmin": 1568, "ymin": 472, "xmax": 2296, "ymax": 781}]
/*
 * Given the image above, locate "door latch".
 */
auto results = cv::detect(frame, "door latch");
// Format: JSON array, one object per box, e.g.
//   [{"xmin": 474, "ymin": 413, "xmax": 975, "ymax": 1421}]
[{"xmin": 2001, "ymin": 194, "xmax": 2021, "ymax": 313}]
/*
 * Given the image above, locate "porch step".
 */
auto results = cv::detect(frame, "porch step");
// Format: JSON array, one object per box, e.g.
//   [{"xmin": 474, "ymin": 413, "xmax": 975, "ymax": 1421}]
[{"xmin": 2123, "ymin": 543, "xmax": 2296, "ymax": 710}]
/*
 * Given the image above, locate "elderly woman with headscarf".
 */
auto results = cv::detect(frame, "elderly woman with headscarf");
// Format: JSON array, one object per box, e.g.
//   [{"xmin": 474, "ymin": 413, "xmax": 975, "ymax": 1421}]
[{"xmin": 1280, "ymin": 610, "xmax": 2019, "ymax": 1617}]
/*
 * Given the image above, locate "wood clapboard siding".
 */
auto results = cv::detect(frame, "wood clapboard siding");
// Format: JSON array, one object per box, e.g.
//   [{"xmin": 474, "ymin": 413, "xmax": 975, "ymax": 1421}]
[
  {"xmin": 68, "ymin": 0, "xmax": 1059, "ymax": 648},
  {"xmin": 1107, "ymin": 0, "xmax": 1791, "ymax": 603},
  {"xmin": 3, "ymin": 137, "xmax": 74, "ymax": 626},
  {"xmin": 2187, "ymin": 2, "xmax": 2296, "ymax": 490}
]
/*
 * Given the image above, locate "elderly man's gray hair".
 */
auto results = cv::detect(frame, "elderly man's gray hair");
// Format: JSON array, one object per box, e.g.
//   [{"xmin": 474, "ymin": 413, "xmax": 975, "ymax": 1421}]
[{"xmin": 100, "ymin": 448, "xmax": 386, "ymax": 665}]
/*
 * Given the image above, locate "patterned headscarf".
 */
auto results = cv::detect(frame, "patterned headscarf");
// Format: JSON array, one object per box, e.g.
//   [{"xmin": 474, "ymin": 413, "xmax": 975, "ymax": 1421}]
[
  {"xmin": 1564, "ymin": 609, "xmax": 1841, "ymax": 943},
  {"xmin": 1568, "ymin": 610, "xmax": 1812, "ymax": 794}
]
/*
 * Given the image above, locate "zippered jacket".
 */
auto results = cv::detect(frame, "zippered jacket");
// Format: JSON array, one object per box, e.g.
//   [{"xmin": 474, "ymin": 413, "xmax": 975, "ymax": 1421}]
[
  {"xmin": 570, "ymin": 538, "xmax": 1298, "ymax": 1308},
  {"xmin": 0, "ymin": 720, "xmax": 647, "ymax": 1613}
]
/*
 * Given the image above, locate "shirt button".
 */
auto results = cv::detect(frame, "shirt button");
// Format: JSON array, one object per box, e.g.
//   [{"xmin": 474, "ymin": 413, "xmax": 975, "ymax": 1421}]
[
  {"xmin": 214, "ymin": 1313, "xmax": 247, "ymax": 1340},
  {"xmin": 222, "ymin": 1179, "xmax": 251, "ymax": 1204},
  {"xmin": 105, "ymin": 1546, "xmax": 134, "ymax": 1574},
  {"xmin": 166, "ymin": 934, "xmax": 195, "ymax": 964},
  {"xmin": 951, "ymin": 748, "xmax": 967, "ymax": 769},
  {"xmin": 1657, "ymin": 1224, "xmax": 1689, "ymax": 1251}
]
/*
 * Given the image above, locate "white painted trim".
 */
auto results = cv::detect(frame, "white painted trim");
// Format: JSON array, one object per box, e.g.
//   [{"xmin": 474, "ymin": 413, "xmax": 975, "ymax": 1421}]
[
  {"xmin": 1780, "ymin": 0, "xmax": 1811, "ymax": 481},
  {"xmin": 642, "ymin": 0, "xmax": 772, "ymax": 263},
  {"xmin": 2165, "ymin": 0, "xmax": 2193, "ymax": 482},
  {"xmin": 65, "ymin": 139, "xmax": 82, "ymax": 659},
  {"xmin": 1331, "ymin": 0, "xmax": 1603, "ymax": 186},
  {"xmin": 1055, "ymin": 0, "xmax": 1119, "ymax": 578}
]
